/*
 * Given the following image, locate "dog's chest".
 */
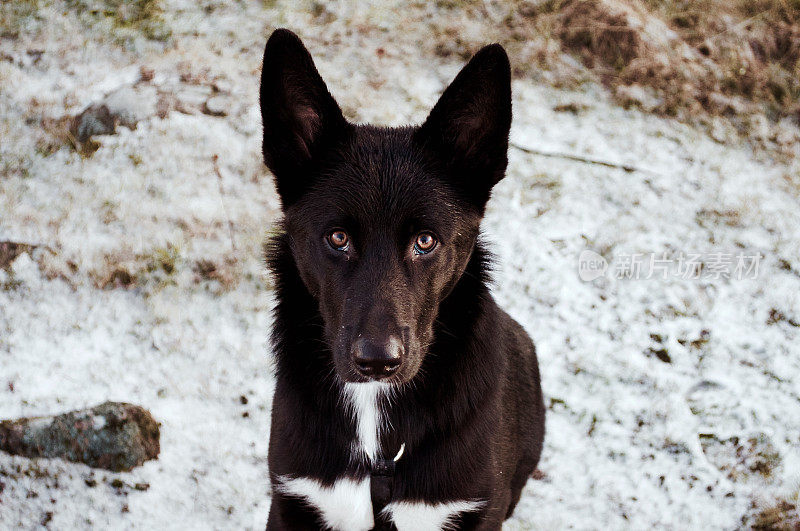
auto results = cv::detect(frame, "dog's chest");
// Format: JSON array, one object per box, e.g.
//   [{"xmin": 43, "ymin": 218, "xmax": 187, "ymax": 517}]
[
  {"xmin": 277, "ymin": 475, "xmax": 483, "ymax": 531},
  {"xmin": 275, "ymin": 383, "xmax": 482, "ymax": 530}
]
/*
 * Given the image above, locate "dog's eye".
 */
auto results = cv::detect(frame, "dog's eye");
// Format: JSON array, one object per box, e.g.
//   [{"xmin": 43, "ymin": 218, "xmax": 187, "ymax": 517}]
[
  {"xmin": 327, "ymin": 230, "xmax": 350, "ymax": 251},
  {"xmin": 413, "ymin": 232, "xmax": 437, "ymax": 255}
]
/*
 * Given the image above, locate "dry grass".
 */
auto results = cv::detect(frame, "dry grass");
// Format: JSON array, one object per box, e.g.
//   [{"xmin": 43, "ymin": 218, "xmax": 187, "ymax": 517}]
[
  {"xmin": 64, "ymin": 0, "xmax": 171, "ymax": 42},
  {"xmin": 746, "ymin": 490, "xmax": 800, "ymax": 530},
  {"xmin": 424, "ymin": 0, "xmax": 799, "ymax": 148},
  {"xmin": 0, "ymin": 0, "xmax": 43, "ymax": 39},
  {"xmin": 534, "ymin": 0, "xmax": 800, "ymax": 134},
  {"xmin": 5, "ymin": 0, "xmax": 797, "ymax": 148}
]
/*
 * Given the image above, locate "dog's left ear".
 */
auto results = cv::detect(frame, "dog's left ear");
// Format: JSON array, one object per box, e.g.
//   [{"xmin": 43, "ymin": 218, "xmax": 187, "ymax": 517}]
[{"xmin": 415, "ymin": 44, "xmax": 512, "ymax": 208}]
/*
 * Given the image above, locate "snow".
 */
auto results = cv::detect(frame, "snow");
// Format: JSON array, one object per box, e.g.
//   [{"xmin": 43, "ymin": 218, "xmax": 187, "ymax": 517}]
[{"xmin": 1, "ymin": 1, "xmax": 799, "ymax": 529}]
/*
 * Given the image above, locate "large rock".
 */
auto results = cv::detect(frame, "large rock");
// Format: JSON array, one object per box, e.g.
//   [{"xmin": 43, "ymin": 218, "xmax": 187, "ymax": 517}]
[
  {"xmin": 70, "ymin": 86, "xmax": 158, "ymax": 143},
  {"xmin": 0, "ymin": 402, "xmax": 160, "ymax": 472}
]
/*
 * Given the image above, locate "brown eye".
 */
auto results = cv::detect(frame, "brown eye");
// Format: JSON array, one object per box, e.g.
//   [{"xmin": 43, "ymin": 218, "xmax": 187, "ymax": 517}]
[
  {"xmin": 413, "ymin": 232, "xmax": 437, "ymax": 255},
  {"xmin": 327, "ymin": 230, "xmax": 349, "ymax": 251}
]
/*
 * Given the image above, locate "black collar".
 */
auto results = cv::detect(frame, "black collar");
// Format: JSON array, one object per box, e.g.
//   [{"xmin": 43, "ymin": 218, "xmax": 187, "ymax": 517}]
[{"xmin": 370, "ymin": 443, "xmax": 405, "ymax": 528}]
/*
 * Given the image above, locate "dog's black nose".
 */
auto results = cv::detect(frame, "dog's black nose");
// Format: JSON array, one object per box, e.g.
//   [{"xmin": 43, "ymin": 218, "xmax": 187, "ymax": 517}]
[{"xmin": 352, "ymin": 337, "xmax": 403, "ymax": 379}]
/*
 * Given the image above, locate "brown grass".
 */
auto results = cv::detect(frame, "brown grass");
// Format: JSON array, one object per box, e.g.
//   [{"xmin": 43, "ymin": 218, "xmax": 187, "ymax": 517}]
[
  {"xmin": 6, "ymin": 0, "xmax": 799, "ymax": 149},
  {"xmin": 746, "ymin": 493, "xmax": 800, "ymax": 530},
  {"xmin": 427, "ymin": 0, "xmax": 800, "ymax": 147},
  {"xmin": 546, "ymin": 0, "xmax": 800, "ymax": 124},
  {"xmin": 0, "ymin": 0, "xmax": 42, "ymax": 39}
]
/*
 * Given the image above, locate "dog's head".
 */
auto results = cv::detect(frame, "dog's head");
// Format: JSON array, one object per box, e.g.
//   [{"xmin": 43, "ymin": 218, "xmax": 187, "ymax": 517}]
[{"xmin": 261, "ymin": 29, "xmax": 511, "ymax": 384}]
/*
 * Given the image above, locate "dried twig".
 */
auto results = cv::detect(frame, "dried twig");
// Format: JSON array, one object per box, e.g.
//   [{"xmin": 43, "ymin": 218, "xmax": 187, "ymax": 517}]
[
  {"xmin": 510, "ymin": 142, "xmax": 660, "ymax": 175},
  {"xmin": 211, "ymin": 154, "xmax": 237, "ymax": 255}
]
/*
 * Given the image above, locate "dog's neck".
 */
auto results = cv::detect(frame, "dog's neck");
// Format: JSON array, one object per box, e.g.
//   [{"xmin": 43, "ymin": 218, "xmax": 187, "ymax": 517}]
[{"xmin": 268, "ymin": 232, "xmax": 501, "ymax": 465}]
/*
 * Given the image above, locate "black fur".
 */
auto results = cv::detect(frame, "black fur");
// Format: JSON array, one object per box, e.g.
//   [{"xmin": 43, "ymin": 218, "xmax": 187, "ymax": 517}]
[{"xmin": 261, "ymin": 29, "xmax": 545, "ymax": 530}]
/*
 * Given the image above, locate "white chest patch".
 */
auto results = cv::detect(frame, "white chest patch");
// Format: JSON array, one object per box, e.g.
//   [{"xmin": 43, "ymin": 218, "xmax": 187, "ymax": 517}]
[
  {"xmin": 276, "ymin": 476, "xmax": 373, "ymax": 531},
  {"xmin": 343, "ymin": 381, "xmax": 390, "ymax": 462},
  {"xmin": 277, "ymin": 475, "xmax": 483, "ymax": 531},
  {"xmin": 382, "ymin": 500, "xmax": 485, "ymax": 531}
]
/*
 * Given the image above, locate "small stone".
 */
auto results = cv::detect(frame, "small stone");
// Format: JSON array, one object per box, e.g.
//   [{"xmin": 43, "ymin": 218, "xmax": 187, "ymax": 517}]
[
  {"xmin": 203, "ymin": 96, "xmax": 228, "ymax": 117},
  {"xmin": 134, "ymin": 482, "xmax": 149, "ymax": 491},
  {"xmin": 71, "ymin": 104, "xmax": 115, "ymax": 143}
]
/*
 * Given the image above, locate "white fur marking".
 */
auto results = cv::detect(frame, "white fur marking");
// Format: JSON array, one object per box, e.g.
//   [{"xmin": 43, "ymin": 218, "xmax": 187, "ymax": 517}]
[
  {"xmin": 276, "ymin": 476, "xmax": 373, "ymax": 531},
  {"xmin": 383, "ymin": 500, "xmax": 485, "ymax": 531},
  {"xmin": 343, "ymin": 381, "xmax": 389, "ymax": 462},
  {"xmin": 393, "ymin": 442, "xmax": 406, "ymax": 461}
]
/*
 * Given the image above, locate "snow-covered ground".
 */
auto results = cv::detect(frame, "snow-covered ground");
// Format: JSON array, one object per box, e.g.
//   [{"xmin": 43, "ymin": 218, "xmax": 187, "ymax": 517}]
[{"xmin": 1, "ymin": 1, "xmax": 799, "ymax": 529}]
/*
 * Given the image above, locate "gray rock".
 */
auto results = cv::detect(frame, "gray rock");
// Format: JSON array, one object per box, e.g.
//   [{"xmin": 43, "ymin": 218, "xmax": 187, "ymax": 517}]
[
  {"xmin": 70, "ymin": 86, "xmax": 158, "ymax": 143},
  {"xmin": 71, "ymin": 104, "xmax": 115, "ymax": 143},
  {"xmin": 0, "ymin": 402, "xmax": 160, "ymax": 472}
]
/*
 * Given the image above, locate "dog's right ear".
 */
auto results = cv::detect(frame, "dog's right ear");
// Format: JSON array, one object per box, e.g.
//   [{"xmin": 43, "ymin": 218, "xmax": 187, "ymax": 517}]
[{"xmin": 260, "ymin": 29, "xmax": 348, "ymax": 207}]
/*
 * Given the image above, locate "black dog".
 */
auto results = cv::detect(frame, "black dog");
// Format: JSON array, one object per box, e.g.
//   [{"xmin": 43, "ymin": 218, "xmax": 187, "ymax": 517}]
[{"xmin": 261, "ymin": 29, "xmax": 545, "ymax": 530}]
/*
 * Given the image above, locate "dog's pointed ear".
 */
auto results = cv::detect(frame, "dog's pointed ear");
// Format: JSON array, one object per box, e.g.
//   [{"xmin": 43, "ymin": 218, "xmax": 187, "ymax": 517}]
[
  {"xmin": 415, "ymin": 44, "xmax": 512, "ymax": 208},
  {"xmin": 260, "ymin": 29, "xmax": 348, "ymax": 207}
]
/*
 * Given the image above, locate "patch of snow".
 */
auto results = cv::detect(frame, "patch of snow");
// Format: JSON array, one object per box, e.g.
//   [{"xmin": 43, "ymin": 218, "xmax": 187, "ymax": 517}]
[{"xmin": 1, "ymin": 1, "xmax": 798, "ymax": 530}]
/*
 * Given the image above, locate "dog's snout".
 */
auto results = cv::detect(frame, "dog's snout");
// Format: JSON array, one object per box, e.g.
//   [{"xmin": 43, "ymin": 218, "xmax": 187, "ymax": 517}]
[{"xmin": 352, "ymin": 337, "xmax": 403, "ymax": 379}]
